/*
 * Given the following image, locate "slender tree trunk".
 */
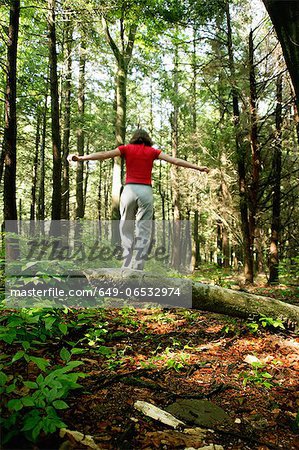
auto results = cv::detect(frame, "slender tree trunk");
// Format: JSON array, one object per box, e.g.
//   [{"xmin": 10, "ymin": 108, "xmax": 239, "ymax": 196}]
[
  {"xmin": 61, "ymin": 15, "xmax": 73, "ymax": 220},
  {"xmin": 96, "ymin": 161, "xmax": 102, "ymax": 238},
  {"xmin": 76, "ymin": 32, "xmax": 86, "ymax": 219},
  {"xmin": 255, "ymin": 227, "xmax": 264, "ymax": 273},
  {"xmin": 102, "ymin": 17, "xmax": 137, "ymax": 221},
  {"xmin": 48, "ymin": 0, "xmax": 61, "ymax": 220},
  {"xmin": 83, "ymin": 141, "xmax": 89, "ymax": 214},
  {"xmin": 170, "ymin": 39, "xmax": 181, "ymax": 269},
  {"xmin": 248, "ymin": 29, "xmax": 260, "ymax": 273},
  {"xmin": 269, "ymin": 74, "xmax": 283, "ymax": 283},
  {"xmin": 3, "ymin": 0, "xmax": 20, "ymax": 222},
  {"xmin": 222, "ymin": 226, "xmax": 229, "ymax": 268},
  {"xmin": 37, "ymin": 93, "xmax": 47, "ymax": 220},
  {"xmin": 149, "ymin": 78, "xmax": 154, "ymax": 135},
  {"xmin": 191, "ymin": 29, "xmax": 197, "ymax": 133},
  {"xmin": 214, "ymin": 15, "xmax": 230, "ymax": 269},
  {"xmin": 217, "ymin": 221, "xmax": 223, "ymax": 267},
  {"xmin": 190, "ymin": 29, "xmax": 201, "ymax": 271},
  {"xmin": 104, "ymin": 163, "xmax": 111, "ymax": 221},
  {"xmin": 192, "ymin": 208, "xmax": 200, "ymax": 269},
  {"xmin": 112, "ymin": 58, "xmax": 127, "ymax": 220},
  {"xmin": 30, "ymin": 113, "xmax": 40, "ymax": 221},
  {"xmin": 225, "ymin": 0, "xmax": 253, "ymax": 283}
]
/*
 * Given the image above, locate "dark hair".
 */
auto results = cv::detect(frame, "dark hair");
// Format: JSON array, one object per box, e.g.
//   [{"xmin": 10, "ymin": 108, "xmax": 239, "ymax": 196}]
[{"xmin": 129, "ymin": 129, "xmax": 153, "ymax": 147}]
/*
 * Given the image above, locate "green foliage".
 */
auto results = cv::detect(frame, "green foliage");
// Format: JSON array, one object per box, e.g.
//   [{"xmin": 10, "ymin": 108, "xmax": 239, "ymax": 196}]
[
  {"xmin": 0, "ymin": 360, "xmax": 85, "ymax": 444},
  {"xmin": 259, "ymin": 315, "xmax": 285, "ymax": 330},
  {"xmin": 239, "ymin": 361, "xmax": 273, "ymax": 389},
  {"xmin": 279, "ymin": 257, "xmax": 299, "ymax": 284},
  {"xmin": 0, "ymin": 306, "xmax": 92, "ymax": 444},
  {"xmin": 220, "ymin": 317, "xmax": 239, "ymax": 335},
  {"xmin": 0, "ymin": 308, "xmax": 70, "ymax": 347},
  {"xmin": 246, "ymin": 315, "xmax": 285, "ymax": 333},
  {"xmin": 117, "ymin": 307, "xmax": 139, "ymax": 327},
  {"xmin": 165, "ymin": 358, "xmax": 184, "ymax": 371},
  {"xmin": 83, "ymin": 322, "xmax": 108, "ymax": 346},
  {"xmin": 246, "ymin": 321, "xmax": 259, "ymax": 333}
]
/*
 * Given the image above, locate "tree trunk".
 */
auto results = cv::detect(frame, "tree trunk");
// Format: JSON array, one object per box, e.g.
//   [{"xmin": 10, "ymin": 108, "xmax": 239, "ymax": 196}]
[
  {"xmin": 112, "ymin": 58, "xmax": 127, "ymax": 220},
  {"xmin": 61, "ymin": 15, "xmax": 73, "ymax": 220},
  {"xmin": 37, "ymin": 93, "xmax": 47, "ymax": 221},
  {"xmin": 222, "ymin": 226, "xmax": 230, "ymax": 268},
  {"xmin": 269, "ymin": 74, "xmax": 283, "ymax": 283},
  {"xmin": 83, "ymin": 141, "xmax": 89, "ymax": 214},
  {"xmin": 170, "ymin": 38, "xmax": 181, "ymax": 269},
  {"xmin": 3, "ymin": 0, "xmax": 20, "ymax": 222},
  {"xmin": 248, "ymin": 29, "xmax": 260, "ymax": 274},
  {"xmin": 30, "ymin": 113, "xmax": 40, "ymax": 221},
  {"xmin": 255, "ymin": 227, "xmax": 265, "ymax": 273},
  {"xmin": 76, "ymin": 32, "xmax": 86, "ymax": 219},
  {"xmin": 217, "ymin": 221, "xmax": 222, "ymax": 267},
  {"xmin": 263, "ymin": 0, "xmax": 299, "ymax": 107},
  {"xmin": 102, "ymin": 17, "xmax": 137, "ymax": 222},
  {"xmin": 225, "ymin": 0, "xmax": 253, "ymax": 283},
  {"xmin": 98, "ymin": 161, "xmax": 103, "ymax": 236},
  {"xmin": 214, "ymin": 17, "xmax": 231, "ymax": 270},
  {"xmin": 190, "ymin": 29, "xmax": 201, "ymax": 271},
  {"xmin": 192, "ymin": 209, "xmax": 200, "ymax": 269},
  {"xmin": 48, "ymin": 0, "xmax": 62, "ymax": 220}
]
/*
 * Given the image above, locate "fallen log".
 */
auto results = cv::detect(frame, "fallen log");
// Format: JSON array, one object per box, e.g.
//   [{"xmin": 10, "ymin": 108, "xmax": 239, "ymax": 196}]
[
  {"xmin": 192, "ymin": 282, "xmax": 299, "ymax": 328},
  {"xmin": 83, "ymin": 268, "xmax": 299, "ymax": 328}
]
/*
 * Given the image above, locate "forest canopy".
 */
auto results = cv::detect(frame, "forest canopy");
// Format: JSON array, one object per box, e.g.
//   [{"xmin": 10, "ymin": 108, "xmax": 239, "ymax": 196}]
[{"xmin": 1, "ymin": 0, "xmax": 299, "ymax": 284}]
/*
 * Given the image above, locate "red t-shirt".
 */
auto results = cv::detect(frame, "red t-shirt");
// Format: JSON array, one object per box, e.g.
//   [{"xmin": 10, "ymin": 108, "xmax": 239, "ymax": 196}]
[{"xmin": 118, "ymin": 144, "xmax": 161, "ymax": 185}]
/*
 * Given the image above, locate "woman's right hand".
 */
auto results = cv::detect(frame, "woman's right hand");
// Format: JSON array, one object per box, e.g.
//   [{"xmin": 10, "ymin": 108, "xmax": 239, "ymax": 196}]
[{"xmin": 67, "ymin": 154, "xmax": 80, "ymax": 163}]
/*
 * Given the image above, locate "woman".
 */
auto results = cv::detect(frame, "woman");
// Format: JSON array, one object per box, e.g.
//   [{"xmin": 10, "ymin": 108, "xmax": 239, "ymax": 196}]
[{"xmin": 68, "ymin": 129, "xmax": 209, "ymax": 269}]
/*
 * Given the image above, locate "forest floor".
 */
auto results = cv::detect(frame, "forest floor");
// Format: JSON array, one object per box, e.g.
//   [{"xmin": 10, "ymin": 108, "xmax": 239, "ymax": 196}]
[{"xmin": 1, "ymin": 270, "xmax": 299, "ymax": 450}]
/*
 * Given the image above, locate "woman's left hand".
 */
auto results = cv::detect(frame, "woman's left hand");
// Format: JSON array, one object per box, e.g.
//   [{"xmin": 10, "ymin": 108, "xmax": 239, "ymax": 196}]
[{"xmin": 67, "ymin": 154, "xmax": 80, "ymax": 163}]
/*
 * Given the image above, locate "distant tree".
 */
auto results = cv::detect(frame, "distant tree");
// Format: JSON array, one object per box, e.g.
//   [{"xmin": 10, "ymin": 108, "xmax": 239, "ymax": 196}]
[
  {"xmin": 269, "ymin": 74, "xmax": 283, "ymax": 284},
  {"xmin": 48, "ymin": 0, "xmax": 62, "ymax": 220},
  {"xmin": 3, "ymin": 0, "xmax": 20, "ymax": 221},
  {"xmin": 263, "ymin": 1, "xmax": 299, "ymax": 105},
  {"xmin": 225, "ymin": 0, "xmax": 254, "ymax": 283},
  {"xmin": 76, "ymin": 30, "xmax": 86, "ymax": 219},
  {"xmin": 61, "ymin": 13, "xmax": 73, "ymax": 220},
  {"xmin": 102, "ymin": 15, "xmax": 137, "ymax": 220}
]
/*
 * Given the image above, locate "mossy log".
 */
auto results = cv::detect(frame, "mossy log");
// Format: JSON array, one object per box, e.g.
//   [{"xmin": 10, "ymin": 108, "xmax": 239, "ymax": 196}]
[
  {"xmin": 84, "ymin": 268, "xmax": 299, "ymax": 327},
  {"xmin": 191, "ymin": 282, "xmax": 299, "ymax": 327}
]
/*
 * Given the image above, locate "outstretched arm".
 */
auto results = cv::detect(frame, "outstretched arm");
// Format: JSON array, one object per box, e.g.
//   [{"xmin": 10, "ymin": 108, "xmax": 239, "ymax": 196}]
[
  {"xmin": 67, "ymin": 148, "xmax": 121, "ymax": 163},
  {"xmin": 158, "ymin": 152, "xmax": 209, "ymax": 173}
]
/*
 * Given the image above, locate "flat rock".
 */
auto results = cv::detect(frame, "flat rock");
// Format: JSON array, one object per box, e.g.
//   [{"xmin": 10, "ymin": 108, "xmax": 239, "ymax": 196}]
[
  {"xmin": 166, "ymin": 399, "xmax": 232, "ymax": 428},
  {"xmin": 185, "ymin": 446, "xmax": 224, "ymax": 450}
]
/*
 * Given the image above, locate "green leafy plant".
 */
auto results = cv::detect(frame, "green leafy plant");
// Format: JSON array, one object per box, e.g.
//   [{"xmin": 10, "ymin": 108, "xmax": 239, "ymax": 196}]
[
  {"xmin": 246, "ymin": 315, "xmax": 285, "ymax": 333},
  {"xmin": 239, "ymin": 361, "xmax": 273, "ymax": 389},
  {"xmin": 0, "ymin": 308, "xmax": 70, "ymax": 347},
  {"xmin": 83, "ymin": 323, "xmax": 108, "ymax": 346},
  {"xmin": 117, "ymin": 307, "xmax": 139, "ymax": 327},
  {"xmin": 246, "ymin": 321, "xmax": 259, "ymax": 333},
  {"xmin": 166, "ymin": 358, "xmax": 184, "ymax": 371},
  {"xmin": 259, "ymin": 315, "xmax": 285, "ymax": 330},
  {"xmin": 0, "ymin": 361, "xmax": 85, "ymax": 444}
]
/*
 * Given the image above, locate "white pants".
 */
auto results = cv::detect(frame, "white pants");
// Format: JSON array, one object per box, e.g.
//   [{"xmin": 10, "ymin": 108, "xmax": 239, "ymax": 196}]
[{"xmin": 119, "ymin": 184, "xmax": 153, "ymax": 270}]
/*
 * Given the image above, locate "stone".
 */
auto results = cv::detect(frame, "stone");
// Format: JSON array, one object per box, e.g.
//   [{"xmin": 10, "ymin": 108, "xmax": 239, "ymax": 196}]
[{"xmin": 166, "ymin": 399, "xmax": 232, "ymax": 428}]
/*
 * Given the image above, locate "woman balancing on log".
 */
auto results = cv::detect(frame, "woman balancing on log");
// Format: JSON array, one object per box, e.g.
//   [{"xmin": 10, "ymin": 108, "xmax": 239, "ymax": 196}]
[{"xmin": 67, "ymin": 129, "xmax": 210, "ymax": 270}]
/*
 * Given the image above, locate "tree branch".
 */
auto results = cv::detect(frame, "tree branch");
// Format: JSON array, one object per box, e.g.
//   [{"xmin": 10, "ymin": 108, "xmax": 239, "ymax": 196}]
[
  {"xmin": 125, "ymin": 23, "xmax": 137, "ymax": 61},
  {"xmin": 102, "ymin": 17, "xmax": 120, "ymax": 63}
]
